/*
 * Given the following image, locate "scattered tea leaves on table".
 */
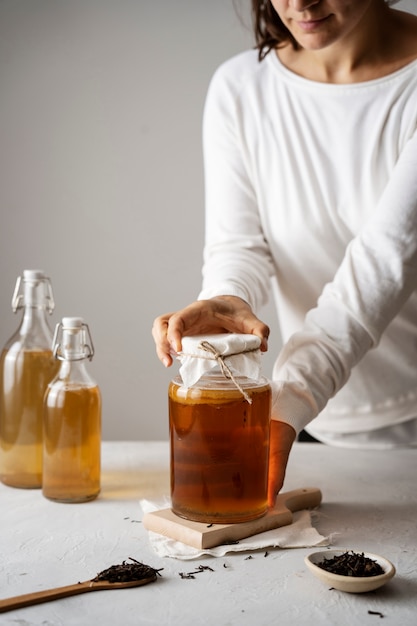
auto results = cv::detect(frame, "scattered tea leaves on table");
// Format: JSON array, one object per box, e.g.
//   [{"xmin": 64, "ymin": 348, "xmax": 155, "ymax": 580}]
[
  {"xmin": 179, "ymin": 565, "xmax": 214, "ymax": 580},
  {"xmin": 316, "ymin": 551, "xmax": 384, "ymax": 577}
]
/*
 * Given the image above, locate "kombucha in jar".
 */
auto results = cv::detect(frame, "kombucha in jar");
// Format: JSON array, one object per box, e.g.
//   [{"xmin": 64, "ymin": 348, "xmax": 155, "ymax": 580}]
[
  {"xmin": 169, "ymin": 366, "xmax": 271, "ymax": 523},
  {"xmin": 42, "ymin": 317, "xmax": 101, "ymax": 503},
  {"xmin": 0, "ymin": 270, "xmax": 57, "ymax": 489}
]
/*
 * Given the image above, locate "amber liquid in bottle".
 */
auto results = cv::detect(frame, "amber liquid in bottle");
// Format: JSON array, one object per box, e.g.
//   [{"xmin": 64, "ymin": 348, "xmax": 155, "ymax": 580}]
[
  {"xmin": 169, "ymin": 376, "xmax": 271, "ymax": 523},
  {"xmin": 0, "ymin": 348, "xmax": 58, "ymax": 488},
  {"xmin": 43, "ymin": 383, "xmax": 101, "ymax": 502}
]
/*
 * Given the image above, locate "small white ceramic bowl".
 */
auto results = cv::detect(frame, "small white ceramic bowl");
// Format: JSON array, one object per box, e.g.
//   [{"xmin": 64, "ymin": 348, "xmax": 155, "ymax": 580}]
[{"xmin": 305, "ymin": 549, "xmax": 396, "ymax": 594}]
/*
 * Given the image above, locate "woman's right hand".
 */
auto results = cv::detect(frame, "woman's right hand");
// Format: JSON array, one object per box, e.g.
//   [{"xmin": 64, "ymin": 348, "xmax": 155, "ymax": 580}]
[{"xmin": 152, "ymin": 295, "xmax": 270, "ymax": 367}]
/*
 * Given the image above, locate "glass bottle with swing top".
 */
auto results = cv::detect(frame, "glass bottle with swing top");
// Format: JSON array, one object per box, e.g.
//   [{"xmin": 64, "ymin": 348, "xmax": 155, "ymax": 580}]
[
  {"xmin": 43, "ymin": 317, "xmax": 101, "ymax": 502},
  {"xmin": 0, "ymin": 270, "xmax": 58, "ymax": 488},
  {"xmin": 169, "ymin": 333, "xmax": 271, "ymax": 523}
]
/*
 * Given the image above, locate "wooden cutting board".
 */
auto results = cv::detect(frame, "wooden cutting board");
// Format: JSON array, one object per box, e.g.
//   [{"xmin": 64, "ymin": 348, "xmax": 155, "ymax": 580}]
[{"xmin": 142, "ymin": 487, "xmax": 322, "ymax": 549}]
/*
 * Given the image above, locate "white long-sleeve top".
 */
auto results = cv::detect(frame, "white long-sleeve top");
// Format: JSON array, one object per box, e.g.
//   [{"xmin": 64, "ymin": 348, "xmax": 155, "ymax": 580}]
[{"xmin": 198, "ymin": 49, "xmax": 417, "ymax": 442}]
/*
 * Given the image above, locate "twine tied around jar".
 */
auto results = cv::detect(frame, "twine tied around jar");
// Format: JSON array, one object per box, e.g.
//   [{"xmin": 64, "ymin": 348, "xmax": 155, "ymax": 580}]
[{"xmin": 186, "ymin": 340, "xmax": 260, "ymax": 404}]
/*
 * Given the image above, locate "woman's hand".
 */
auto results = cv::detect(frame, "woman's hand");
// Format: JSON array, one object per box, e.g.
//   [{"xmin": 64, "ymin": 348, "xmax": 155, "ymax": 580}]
[
  {"xmin": 152, "ymin": 295, "xmax": 270, "ymax": 366},
  {"xmin": 268, "ymin": 420, "xmax": 296, "ymax": 506}
]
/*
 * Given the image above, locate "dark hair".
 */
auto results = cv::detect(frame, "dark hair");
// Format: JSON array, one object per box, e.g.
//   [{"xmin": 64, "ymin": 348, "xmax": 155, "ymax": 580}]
[
  {"xmin": 251, "ymin": 0, "xmax": 398, "ymax": 60},
  {"xmin": 252, "ymin": 0, "xmax": 298, "ymax": 60}
]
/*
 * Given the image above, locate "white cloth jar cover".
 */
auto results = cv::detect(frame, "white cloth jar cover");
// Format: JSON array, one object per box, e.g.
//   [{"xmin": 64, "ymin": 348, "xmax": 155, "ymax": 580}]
[{"xmin": 177, "ymin": 333, "xmax": 263, "ymax": 389}]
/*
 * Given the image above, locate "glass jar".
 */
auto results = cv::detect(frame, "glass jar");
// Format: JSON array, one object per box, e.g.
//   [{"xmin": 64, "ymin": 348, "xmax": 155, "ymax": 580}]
[{"xmin": 169, "ymin": 369, "xmax": 271, "ymax": 523}]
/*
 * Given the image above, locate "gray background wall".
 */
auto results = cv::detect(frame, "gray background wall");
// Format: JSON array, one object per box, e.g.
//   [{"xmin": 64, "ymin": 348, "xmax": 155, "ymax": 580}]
[{"xmin": 1, "ymin": 0, "xmax": 415, "ymax": 441}]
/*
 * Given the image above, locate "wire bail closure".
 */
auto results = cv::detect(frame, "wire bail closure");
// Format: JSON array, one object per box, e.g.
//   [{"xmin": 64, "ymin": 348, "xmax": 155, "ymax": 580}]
[
  {"xmin": 52, "ymin": 321, "xmax": 95, "ymax": 362},
  {"xmin": 12, "ymin": 273, "xmax": 55, "ymax": 314}
]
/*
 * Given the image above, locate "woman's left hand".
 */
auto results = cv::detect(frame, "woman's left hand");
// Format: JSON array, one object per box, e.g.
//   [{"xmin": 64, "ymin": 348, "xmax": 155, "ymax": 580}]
[{"xmin": 268, "ymin": 420, "xmax": 296, "ymax": 507}]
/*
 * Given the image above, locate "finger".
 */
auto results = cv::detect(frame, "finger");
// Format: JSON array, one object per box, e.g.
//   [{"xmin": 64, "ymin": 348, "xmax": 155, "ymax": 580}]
[
  {"xmin": 165, "ymin": 301, "xmax": 223, "ymax": 350},
  {"xmin": 152, "ymin": 314, "xmax": 176, "ymax": 366},
  {"xmin": 249, "ymin": 320, "xmax": 270, "ymax": 352},
  {"xmin": 231, "ymin": 311, "xmax": 270, "ymax": 350},
  {"xmin": 152, "ymin": 301, "xmax": 218, "ymax": 367},
  {"xmin": 210, "ymin": 296, "xmax": 270, "ymax": 350}
]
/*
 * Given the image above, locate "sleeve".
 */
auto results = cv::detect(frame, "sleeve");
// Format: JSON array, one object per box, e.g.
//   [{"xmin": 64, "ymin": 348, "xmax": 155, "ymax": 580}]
[
  {"xmin": 198, "ymin": 66, "xmax": 275, "ymax": 311},
  {"xmin": 271, "ymin": 128, "xmax": 417, "ymax": 433}
]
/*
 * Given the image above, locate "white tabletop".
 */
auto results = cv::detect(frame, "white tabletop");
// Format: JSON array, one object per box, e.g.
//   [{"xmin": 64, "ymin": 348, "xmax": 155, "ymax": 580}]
[{"xmin": 1, "ymin": 441, "xmax": 416, "ymax": 625}]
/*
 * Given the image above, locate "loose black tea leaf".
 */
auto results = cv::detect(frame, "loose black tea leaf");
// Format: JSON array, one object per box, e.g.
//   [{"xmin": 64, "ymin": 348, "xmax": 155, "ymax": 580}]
[
  {"xmin": 317, "ymin": 551, "xmax": 384, "ymax": 577},
  {"xmin": 368, "ymin": 610, "xmax": 384, "ymax": 618},
  {"xmin": 93, "ymin": 557, "xmax": 162, "ymax": 583},
  {"xmin": 199, "ymin": 565, "xmax": 214, "ymax": 572},
  {"xmin": 179, "ymin": 564, "xmax": 214, "ymax": 580}
]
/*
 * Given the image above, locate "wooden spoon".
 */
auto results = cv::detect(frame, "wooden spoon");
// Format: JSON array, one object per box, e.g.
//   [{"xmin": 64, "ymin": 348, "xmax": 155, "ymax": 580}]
[{"xmin": 0, "ymin": 564, "xmax": 157, "ymax": 613}]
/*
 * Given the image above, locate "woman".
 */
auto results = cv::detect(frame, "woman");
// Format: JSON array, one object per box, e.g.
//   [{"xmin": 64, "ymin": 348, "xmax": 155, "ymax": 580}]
[{"xmin": 152, "ymin": 0, "xmax": 417, "ymax": 504}]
